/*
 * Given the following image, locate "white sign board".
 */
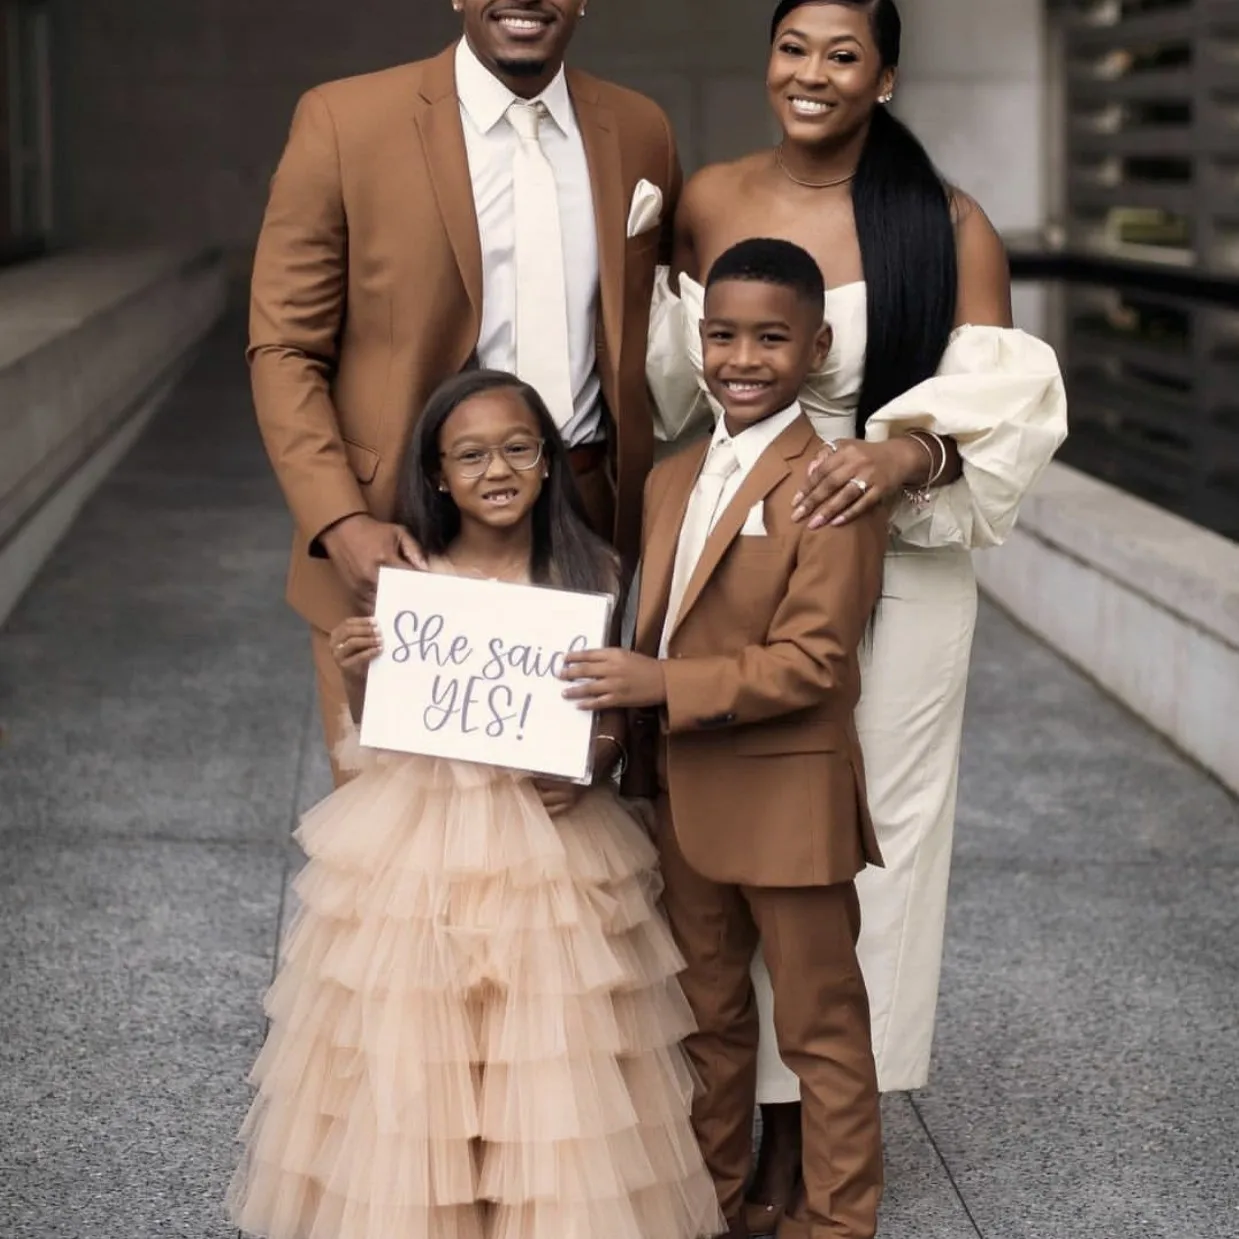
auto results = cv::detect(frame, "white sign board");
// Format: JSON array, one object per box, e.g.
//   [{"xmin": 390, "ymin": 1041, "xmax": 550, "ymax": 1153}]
[{"xmin": 359, "ymin": 567, "xmax": 612, "ymax": 782}]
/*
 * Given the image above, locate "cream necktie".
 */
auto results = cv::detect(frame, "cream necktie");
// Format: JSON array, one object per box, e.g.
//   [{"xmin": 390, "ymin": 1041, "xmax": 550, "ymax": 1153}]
[
  {"xmin": 662, "ymin": 439, "xmax": 741, "ymax": 653},
  {"xmin": 508, "ymin": 100, "xmax": 575, "ymax": 428}
]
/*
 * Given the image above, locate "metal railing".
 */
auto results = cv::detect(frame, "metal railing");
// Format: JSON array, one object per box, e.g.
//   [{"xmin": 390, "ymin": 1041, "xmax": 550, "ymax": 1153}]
[{"xmin": 1012, "ymin": 243, "xmax": 1239, "ymax": 540}]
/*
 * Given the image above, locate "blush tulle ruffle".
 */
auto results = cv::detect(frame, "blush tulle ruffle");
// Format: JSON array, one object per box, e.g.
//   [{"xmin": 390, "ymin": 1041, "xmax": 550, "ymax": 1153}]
[{"xmin": 228, "ymin": 737, "xmax": 722, "ymax": 1239}]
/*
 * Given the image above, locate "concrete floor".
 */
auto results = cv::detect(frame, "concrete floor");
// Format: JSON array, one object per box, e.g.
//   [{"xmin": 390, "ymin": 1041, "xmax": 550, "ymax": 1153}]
[{"xmin": 1, "ymin": 322, "xmax": 1236, "ymax": 1239}]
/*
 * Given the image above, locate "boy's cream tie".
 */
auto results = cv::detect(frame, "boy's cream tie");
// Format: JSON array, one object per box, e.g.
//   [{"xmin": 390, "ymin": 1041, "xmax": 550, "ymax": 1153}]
[
  {"xmin": 508, "ymin": 100, "xmax": 574, "ymax": 429},
  {"xmin": 663, "ymin": 439, "xmax": 741, "ymax": 650}
]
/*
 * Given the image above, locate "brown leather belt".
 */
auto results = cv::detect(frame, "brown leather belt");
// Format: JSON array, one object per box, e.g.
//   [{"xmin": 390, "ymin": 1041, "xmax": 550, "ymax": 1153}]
[{"xmin": 567, "ymin": 441, "xmax": 608, "ymax": 476}]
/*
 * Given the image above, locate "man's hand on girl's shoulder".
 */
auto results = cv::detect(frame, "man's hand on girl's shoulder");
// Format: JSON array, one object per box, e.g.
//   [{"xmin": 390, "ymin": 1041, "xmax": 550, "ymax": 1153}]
[{"xmin": 320, "ymin": 513, "xmax": 426, "ymax": 608}]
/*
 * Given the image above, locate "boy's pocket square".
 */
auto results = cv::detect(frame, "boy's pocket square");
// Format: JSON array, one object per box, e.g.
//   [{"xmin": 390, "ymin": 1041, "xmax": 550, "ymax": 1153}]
[
  {"xmin": 627, "ymin": 179, "xmax": 663, "ymax": 238},
  {"xmin": 740, "ymin": 502, "xmax": 767, "ymax": 536}
]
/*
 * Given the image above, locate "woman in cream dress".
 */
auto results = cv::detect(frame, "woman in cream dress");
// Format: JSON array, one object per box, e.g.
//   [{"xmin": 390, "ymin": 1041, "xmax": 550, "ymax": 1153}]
[{"xmin": 646, "ymin": 1, "xmax": 1068, "ymax": 1231}]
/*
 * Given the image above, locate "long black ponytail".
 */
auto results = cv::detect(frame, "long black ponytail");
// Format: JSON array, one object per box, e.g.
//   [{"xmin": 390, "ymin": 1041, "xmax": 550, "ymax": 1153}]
[{"xmin": 770, "ymin": 0, "xmax": 957, "ymax": 430}]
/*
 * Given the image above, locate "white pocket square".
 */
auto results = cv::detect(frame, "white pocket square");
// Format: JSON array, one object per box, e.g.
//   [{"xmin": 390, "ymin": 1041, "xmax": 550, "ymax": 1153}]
[
  {"xmin": 740, "ymin": 501, "xmax": 767, "ymax": 536},
  {"xmin": 626, "ymin": 178, "xmax": 663, "ymax": 238}
]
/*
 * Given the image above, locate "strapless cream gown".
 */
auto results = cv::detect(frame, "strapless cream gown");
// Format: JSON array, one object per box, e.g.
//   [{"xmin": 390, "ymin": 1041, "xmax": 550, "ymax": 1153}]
[{"xmin": 647, "ymin": 273, "xmax": 1068, "ymax": 1093}]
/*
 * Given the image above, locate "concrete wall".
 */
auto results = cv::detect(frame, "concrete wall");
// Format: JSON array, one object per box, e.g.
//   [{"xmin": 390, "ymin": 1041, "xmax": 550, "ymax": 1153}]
[
  {"xmin": 976, "ymin": 462, "xmax": 1239, "ymax": 797},
  {"xmin": 894, "ymin": 0, "xmax": 1049, "ymax": 334},
  {"xmin": 896, "ymin": 0, "xmax": 1046, "ymax": 235},
  {"xmin": 0, "ymin": 248, "xmax": 228, "ymax": 624},
  {"xmin": 50, "ymin": 0, "xmax": 1049, "ymax": 258}
]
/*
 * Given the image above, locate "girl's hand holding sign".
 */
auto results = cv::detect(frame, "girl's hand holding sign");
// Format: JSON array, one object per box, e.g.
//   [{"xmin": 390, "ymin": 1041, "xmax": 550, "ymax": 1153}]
[{"xmin": 329, "ymin": 615, "xmax": 383, "ymax": 726}]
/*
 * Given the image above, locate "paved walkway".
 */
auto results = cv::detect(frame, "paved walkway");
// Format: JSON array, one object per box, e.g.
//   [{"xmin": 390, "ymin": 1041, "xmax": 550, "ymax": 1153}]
[{"xmin": 1, "ymin": 321, "xmax": 1236, "ymax": 1239}]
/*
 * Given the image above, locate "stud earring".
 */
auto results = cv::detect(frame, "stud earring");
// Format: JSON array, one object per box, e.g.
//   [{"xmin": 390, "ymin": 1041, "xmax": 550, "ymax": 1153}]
[
  {"xmin": 438, "ymin": 481, "xmax": 449, "ymax": 493},
  {"xmin": 879, "ymin": 92, "xmax": 894, "ymax": 104}
]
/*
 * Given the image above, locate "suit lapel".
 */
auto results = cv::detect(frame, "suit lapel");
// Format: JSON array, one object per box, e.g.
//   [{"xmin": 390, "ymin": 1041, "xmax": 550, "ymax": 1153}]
[
  {"xmin": 635, "ymin": 443, "xmax": 708, "ymax": 654},
  {"xmin": 414, "ymin": 47, "xmax": 484, "ymax": 333},
  {"xmin": 668, "ymin": 417, "xmax": 816, "ymax": 643},
  {"xmin": 569, "ymin": 72, "xmax": 625, "ymax": 365}
]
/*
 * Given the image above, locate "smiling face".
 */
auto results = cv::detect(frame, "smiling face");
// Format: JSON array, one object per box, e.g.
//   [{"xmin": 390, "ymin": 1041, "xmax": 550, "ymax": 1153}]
[
  {"xmin": 767, "ymin": 2, "xmax": 895, "ymax": 150},
  {"xmin": 456, "ymin": 0, "xmax": 585, "ymax": 97},
  {"xmin": 437, "ymin": 387, "xmax": 548, "ymax": 533},
  {"xmin": 700, "ymin": 279, "xmax": 833, "ymax": 435}
]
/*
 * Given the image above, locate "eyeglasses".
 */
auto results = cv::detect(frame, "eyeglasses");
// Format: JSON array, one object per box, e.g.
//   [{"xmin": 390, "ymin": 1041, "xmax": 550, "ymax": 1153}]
[{"xmin": 443, "ymin": 438, "xmax": 545, "ymax": 479}]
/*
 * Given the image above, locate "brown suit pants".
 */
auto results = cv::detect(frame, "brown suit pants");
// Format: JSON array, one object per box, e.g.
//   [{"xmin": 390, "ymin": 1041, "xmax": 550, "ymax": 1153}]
[
  {"xmin": 654, "ymin": 793, "xmax": 883, "ymax": 1239},
  {"xmin": 311, "ymin": 458, "xmax": 616, "ymax": 786}
]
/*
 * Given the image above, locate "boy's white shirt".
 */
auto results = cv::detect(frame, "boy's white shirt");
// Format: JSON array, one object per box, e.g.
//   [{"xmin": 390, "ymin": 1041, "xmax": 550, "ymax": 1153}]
[
  {"xmin": 655, "ymin": 401, "xmax": 800, "ymax": 658},
  {"xmin": 701, "ymin": 400, "xmax": 802, "ymax": 541}
]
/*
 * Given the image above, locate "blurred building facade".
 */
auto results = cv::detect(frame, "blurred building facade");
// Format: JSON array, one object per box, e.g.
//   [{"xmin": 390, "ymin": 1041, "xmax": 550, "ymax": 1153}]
[{"xmin": 14, "ymin": 0, "xmax": 1047, "ymax": 262}]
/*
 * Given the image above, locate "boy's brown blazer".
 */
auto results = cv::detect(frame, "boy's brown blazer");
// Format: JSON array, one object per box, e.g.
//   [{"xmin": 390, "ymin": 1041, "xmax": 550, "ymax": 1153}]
[
  {"xmin": 250, "ymin": 45, "xmax": 680, "ymax": 635},
  {"xmin": 629, "ymin": 414, "xmax": 887, "ymax": 888}
]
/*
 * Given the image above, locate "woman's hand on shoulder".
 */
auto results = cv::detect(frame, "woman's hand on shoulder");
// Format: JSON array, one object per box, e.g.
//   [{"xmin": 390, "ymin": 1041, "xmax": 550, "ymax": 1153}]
[
  {"xmin": 328, "ymin": 616, "xmax": 382, "ymax": 681},
  {"xmin": 950, "ymin": 190, "xmax": 1013, "ymax": 329},
  {"xmin": 792, "ymin": 437, "xmax": 914, "ymax": 529}
]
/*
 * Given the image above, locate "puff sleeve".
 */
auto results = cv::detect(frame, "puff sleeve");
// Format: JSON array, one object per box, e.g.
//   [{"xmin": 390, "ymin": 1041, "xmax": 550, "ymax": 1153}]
[{"xmin": 864, "ymin": 325, "xmax": 1068, "ymax": 549}]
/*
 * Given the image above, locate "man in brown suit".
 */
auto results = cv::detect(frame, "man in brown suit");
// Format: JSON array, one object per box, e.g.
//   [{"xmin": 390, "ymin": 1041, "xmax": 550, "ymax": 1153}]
[
  {"xmin": 250, "ymin": 0, "xmax": 680, "ymax": 768},
  {"xmin": 562, "ymin": 240, "xmax": 887, "ymax": 1239}
]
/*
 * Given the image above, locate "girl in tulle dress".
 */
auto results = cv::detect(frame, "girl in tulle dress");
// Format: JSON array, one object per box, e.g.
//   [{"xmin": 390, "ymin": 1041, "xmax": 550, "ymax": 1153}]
[{"xmin": 228, "ymin": 370, "xmax": 721, "ymax": 1239}]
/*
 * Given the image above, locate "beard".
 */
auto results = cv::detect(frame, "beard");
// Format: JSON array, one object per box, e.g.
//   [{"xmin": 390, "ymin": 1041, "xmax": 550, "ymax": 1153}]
[{"xmin": 495, "ymin": 57, "xmax": 548, "ymax": 78}]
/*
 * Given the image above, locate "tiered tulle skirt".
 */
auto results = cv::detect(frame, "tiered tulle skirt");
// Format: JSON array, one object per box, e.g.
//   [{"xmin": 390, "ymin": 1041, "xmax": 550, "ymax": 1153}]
[{"xmin": 228, "ymin": 743, "xmax": 722, "ymax": 1239}]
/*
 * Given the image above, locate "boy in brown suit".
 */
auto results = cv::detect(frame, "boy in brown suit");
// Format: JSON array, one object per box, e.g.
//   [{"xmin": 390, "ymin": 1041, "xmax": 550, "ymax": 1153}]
[{"xmin": 562, "ymin": 239, "xmax": 887, "ymax": 1239}]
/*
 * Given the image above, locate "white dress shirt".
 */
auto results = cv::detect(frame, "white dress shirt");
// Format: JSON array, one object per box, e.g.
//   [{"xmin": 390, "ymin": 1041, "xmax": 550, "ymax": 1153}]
[
  {"xmin": 455, "ymin": 38, "xmax": 602, "ymax": 446},
  {"xmin": 659, "ymin": 401, "xmax": 803, "ymax": 655}
]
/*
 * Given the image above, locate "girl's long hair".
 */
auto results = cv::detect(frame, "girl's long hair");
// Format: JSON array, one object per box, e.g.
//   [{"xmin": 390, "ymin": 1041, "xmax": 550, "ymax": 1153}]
[
  {"xmin": 770, "ymin": 0, "xmax": 957, "ymax": 430},
  {"xmin": 395, "ymin": 370, "xmax": 617, "ymax": 597}
]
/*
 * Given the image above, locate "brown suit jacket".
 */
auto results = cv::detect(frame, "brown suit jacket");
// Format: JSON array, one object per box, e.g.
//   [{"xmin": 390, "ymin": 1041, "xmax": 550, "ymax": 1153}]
[
  {"xmin": 627, "ymin": 414, "xmax": 887, "ymax": 888},
  {"xmin": 250, "ymin": 44, "xmax": 681, "ymax": 634}
]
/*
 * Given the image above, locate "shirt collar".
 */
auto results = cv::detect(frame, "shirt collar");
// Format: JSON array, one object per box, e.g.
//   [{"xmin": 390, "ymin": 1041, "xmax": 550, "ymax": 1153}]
[
  {"xmin": 455, "ymin": 37, "xmax": 574, "ymax": 136},
  {"xmin": 711, "ymin": 401, "xmax": 803, "ymax": 475}
]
